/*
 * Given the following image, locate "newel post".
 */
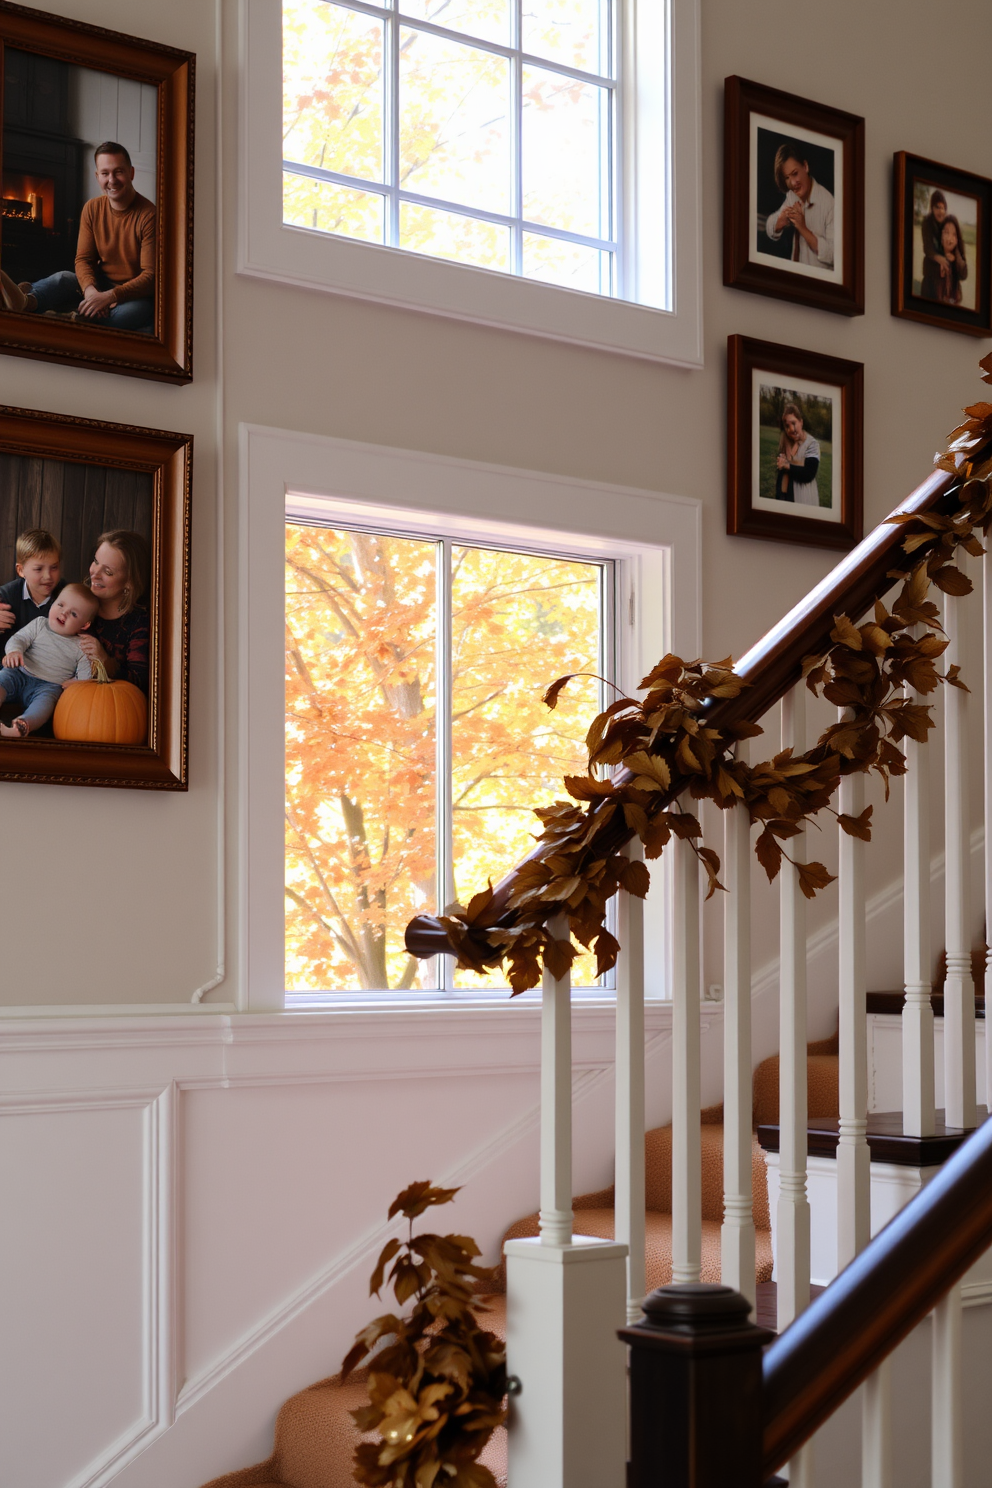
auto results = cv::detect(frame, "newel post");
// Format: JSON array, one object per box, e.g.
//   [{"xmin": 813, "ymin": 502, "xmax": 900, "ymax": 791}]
[{"xmin": 620, "ymin": 1284, "xmax": 772, "ymax": 1488}]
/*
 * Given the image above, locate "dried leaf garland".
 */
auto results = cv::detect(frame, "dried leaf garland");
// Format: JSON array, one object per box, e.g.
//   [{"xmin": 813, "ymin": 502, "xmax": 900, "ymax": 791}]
[
  {"xmin": 342, "ymin": 1182, "xmax": 507, "ymax": 1488},
  {"xmin": 412, "ymin": 360, "xmax": 992, "ymax": 994}
]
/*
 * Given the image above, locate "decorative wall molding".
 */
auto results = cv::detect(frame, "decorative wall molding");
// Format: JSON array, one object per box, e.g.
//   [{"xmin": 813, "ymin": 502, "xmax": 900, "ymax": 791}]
[
  {"xmin": 175, "ymin": 1021, "xmax": 676, "ymax": 1414},
  {"xmin": 0, "ymin": 1085, "xmax": 175, "ymax": 1488}
]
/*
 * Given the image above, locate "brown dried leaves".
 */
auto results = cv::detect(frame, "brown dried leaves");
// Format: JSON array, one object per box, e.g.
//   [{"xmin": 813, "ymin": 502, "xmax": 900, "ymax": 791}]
[
  {"xmin": 343, "ymin": 1183, "xmax": 507, "ymax": 1488},
  {"xmin": 421, "ymin": 366, "xmax": 992, "ymax": 994}
]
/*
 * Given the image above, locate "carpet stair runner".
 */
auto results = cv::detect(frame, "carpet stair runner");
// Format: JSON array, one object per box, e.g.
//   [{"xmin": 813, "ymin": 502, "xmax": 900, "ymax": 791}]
[{"xmin": 202, "ymin": 1038, "xmax": 839, "ymax": 1488}]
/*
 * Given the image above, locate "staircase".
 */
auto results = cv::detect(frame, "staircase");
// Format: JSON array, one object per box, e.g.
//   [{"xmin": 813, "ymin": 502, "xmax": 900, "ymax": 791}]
[
  {"xmin": 203, "ymin": 1042, "xmax": 841, "ymax": 1488},
  {"xmin": 210, "ymin": 369, "xmax": 992, "ymax": 1488}
]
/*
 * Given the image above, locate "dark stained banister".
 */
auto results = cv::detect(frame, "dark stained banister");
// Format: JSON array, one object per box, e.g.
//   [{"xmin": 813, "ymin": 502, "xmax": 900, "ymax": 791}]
[
  {"xmin": 760, "ymin": 1112, "xmax": 992, "ymax": 1474},
  {"xmin": 405, "ymin": 463, "xmax": 965, "ymax": 960}
]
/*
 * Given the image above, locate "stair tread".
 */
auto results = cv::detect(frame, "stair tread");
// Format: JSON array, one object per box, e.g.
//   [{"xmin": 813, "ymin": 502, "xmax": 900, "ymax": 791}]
[{"xmin": 757, "ymin": 1108, "xmax": 989, "ymax": 1165}]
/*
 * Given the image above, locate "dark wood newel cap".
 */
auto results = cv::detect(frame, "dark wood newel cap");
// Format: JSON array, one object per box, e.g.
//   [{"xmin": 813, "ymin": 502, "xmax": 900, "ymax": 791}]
[
  {"xmin": 621, "ymin": 1284, "xmax": 774, "ymax": 1355},
  {"xmin": 643, "ymin": 1283, "xmax": 752, "ymax": 1330}
]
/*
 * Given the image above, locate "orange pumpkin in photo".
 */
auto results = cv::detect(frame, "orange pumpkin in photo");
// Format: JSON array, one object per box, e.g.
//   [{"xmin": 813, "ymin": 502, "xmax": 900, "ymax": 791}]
[{"xmin": 53, "ymin": 661, "xmax": 148, "ymax": 745}]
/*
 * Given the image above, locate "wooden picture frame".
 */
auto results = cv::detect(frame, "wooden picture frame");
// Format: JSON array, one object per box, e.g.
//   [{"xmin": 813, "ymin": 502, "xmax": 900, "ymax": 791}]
[
  {"xmin": 0, "ymin": 404, "xmax": 191, "ymax": 789},
  {"xmin": 0, "ymin": 2, "xmax": 194, "ymax": 383},
  {"xmin": 724, "ymin": 76, "xmax": 864, "ymax": 317},
  {"xmin": 727, "ymin": 335, "xmax": 863, "ymax": 552},
  {"xmin": 892, "ymin": 152, "xmax": 992, "ymax": 338}
]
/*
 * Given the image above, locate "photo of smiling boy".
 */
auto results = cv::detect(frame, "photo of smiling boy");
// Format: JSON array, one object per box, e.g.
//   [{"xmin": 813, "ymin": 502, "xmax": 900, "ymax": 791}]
[
  {"xmin": 0, "ymin": 584, "xmax": 98, "ymax": 739},
  {"xmin": 0, "ymin": 528, "xmax": 65, "ymax": 639}
]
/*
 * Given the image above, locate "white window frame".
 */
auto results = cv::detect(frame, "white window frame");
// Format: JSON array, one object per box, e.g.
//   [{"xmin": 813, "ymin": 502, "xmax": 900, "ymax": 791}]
[
  {"xmin": 239, "ymin": 0, "xmax": 703, "ymax": 366},
  {"xmin": 241, "ymin": 424, "xmax": 702, "ymax": 1012}
]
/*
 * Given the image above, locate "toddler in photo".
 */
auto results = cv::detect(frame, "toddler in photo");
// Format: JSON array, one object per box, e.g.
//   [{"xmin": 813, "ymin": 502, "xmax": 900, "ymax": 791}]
[{"xmin": 0, "ymin": 584, "xmax": 99, "ymax": 739}]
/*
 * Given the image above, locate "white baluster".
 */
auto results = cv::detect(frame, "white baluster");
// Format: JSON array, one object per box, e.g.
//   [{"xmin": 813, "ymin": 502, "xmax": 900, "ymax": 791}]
[
  {"xmin": 778, "ymin": 685, "xmax": 811, "ymax": 1330},
  {"xmin": 837, "ymin": 760, "xmax": 870, "ymax": 1268},
  {"xmin": 903, "ymin": 653, "xmax": 936, "ymax": 1138},
  {"xmin": 862, "ymin": 1359, "xmax": 893, "ymax": 1488},
  {"xmin": 721, "ymin": 740, "xmax": 755, "ymax": 1310},
  {"xmin": 943, "ymin": 574, "xmax": 977, "ymax": 1130},
  {"xmin": 506, "ymin": 913, "xmax": 628, "ymax": 1488},
  {"xmin": 539, "ymin": 913, "xmax": 573, "ymax": 1245},
  {"xmin": 616, "ymin": 845, "xmax": 646, "ymax": 1323},
  {"xmin": 984, "ymin": 541, "xmax": 992, "ymax": 1113},
  {"xmin": 932, "ymin": 1284, "xmax": 963, "ymax": 1488},
  {"xmin": 671, "ymin": 829, "xmax": 701, "ymax": 1285}
]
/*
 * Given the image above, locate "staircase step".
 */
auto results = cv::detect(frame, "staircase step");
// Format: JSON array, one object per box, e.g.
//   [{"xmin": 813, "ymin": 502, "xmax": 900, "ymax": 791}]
[
  {"xmin": 756, "ymin": 1109, "xmax": 989, "ymax": 1167},
  {"xmin": 755, "ymin": 1280, "xmax": 827, "ymax": 1334}
]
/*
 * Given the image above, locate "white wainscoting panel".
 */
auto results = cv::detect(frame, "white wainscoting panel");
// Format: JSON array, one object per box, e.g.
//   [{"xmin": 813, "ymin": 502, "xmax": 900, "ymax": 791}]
[
  {"xmin": 0, "ymin": 1004, "xmax": 718, "ymax": 1488},
  {"xmin": 0, "ymin": 1087, "xmax": 173, "ymax": 1488}
]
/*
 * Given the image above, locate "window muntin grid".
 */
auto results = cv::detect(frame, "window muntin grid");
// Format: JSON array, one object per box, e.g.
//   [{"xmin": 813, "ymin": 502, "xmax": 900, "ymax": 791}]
[
  {"xmin": 284, "ymin": 517, "xmax": 615, "ymax": 995},
  {"xmin": 282, "ymin": 0, "xmax": 617, "ymax": 296}
]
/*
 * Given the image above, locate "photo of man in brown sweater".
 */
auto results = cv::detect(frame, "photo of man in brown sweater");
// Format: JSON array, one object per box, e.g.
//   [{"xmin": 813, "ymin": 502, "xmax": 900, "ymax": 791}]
[{"xmin": 0, "ymin": 141, "xmax": 155, "ymax": 333}]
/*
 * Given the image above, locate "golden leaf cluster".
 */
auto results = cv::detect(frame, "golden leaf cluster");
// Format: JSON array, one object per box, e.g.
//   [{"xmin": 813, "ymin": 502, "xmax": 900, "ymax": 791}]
[
  {"xmin": 342, "ymin": 1182, "xmax": 507, "ymax": 1488},
  {"xmin": 414, "ymin": 354, "xmax": 992, "ymax": 994}
]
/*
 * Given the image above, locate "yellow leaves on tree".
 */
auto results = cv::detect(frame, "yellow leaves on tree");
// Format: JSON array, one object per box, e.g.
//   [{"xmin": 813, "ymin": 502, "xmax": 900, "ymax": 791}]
[{"xmin": 285, "ymin": 526, "xmax": 604, "ymax": 991}]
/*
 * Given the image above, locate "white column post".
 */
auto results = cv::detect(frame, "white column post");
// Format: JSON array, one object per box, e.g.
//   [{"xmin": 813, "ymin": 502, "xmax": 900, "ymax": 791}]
[
  {"xmin": 721, "ymin": 741, "xmax": 755, "ymax": 1310},
  {"xmin": 615, "ymin": 845, "xmax": 646, "ymax": 1324},
  {"xmin": 932, "ymin": 1284, "xmax": 964, "ymax": 1488},
  {"xmin": 505, "ymin": 915, "xmax": 628, "ymax": 1488},
  {"xmin": 862, "ymin": 1359, "xmax": 893, "ymax": 1488},
  {"xmin": 943, "ymin": 576, "xmax": 977, "ymax": 1130},
  {"xmin": 837, "ymin": 761, "xmax": 870, "ymax": 1268},
  {"xmin": 540, "ymin": 915, "xmax": 573, "ymax": 1246},
  {"xmin": 671, "ymin": 830, "xmax": 701, "ymax": 1285},
  {"xmin": 903, "ymin": 657, "xmax": 936, "ymax": 1138},
  {"xmin": 778, "ymin": 685, "xmax": 811, "ymax": 1330}
]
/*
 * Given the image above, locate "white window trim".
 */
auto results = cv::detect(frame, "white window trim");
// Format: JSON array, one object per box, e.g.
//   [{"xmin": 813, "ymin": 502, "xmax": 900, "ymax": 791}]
[
  {"xmin": 238, "ymin": 0, "xmax": 703, "ymax": 367},
  {"xmin": 241, "ymin": 423, "xmax": 702, "ymax": 1013}
]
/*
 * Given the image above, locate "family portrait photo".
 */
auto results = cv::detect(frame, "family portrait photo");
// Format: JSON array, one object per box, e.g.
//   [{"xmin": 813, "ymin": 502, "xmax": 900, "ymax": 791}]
[
  {"xmin": 0, "ymin": 406, "xmax": 191, "ymax": 790},
  {"xmin": 724, "ymin": 76, "xmax": 864, "ymax": 316},
  {"xmin": 1, "ymin": 48, "xmax": 158, "ymax": 335},
  {"xmin": 753, "ymin": 380, "xmax": 837, "ymax": 519},
  {"xmin": 913, "ymin": 181, "xmax": 978, "ymax": 311},
  {"xmin": 751, "ymin": 120, "xmax": 841, "ymax": 282},
  {"xmin": 727, "ymin": 336, "xmax": 863, "ymax": 552},
  {"xmin": 0, "ymin": 4, "xmax": 194, "ymax": 382},
  {"xmin": 892, "ymin": 153, "xmax": 991, "ymax": 337}
]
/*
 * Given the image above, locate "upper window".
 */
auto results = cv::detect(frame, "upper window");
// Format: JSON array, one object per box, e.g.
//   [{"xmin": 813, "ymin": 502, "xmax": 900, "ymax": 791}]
[
  {"xmin": 282, "ymin": 0, "xmax": 618, "ymax": 297},
  {"xmin": 244, "ymin": 0, "xmax": 701, "ymax": 362}
]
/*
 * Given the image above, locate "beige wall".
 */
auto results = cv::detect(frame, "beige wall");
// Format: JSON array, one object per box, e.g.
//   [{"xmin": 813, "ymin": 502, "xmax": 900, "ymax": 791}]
[{"xmin": 2, "ymin": 0, "xmax": 989, "ymax": 1008}]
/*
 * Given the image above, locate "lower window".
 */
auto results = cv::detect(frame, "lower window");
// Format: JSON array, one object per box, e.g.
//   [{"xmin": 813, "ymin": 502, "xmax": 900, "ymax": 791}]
[{"xmin": 284, "ymin": 517, "xmax": 613, "ymax": 993}]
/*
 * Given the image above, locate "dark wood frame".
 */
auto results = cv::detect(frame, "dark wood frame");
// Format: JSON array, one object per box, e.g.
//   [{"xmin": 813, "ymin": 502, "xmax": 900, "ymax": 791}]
[
  {"xmin": 892, "ymin": 151, "xmax": 992, "ymax": 338},
  {"xmin": 0, "ymin": 2, "xmax": 194, "ymax": 383},
  {"xmin": 724, "ymin": 76, "xmax": 865, "ymax": 317},
  {"xmin": 0, "ymin": 404, "xmax": 191, "ymax": 790},
  {"xmin": 726, "ymin": 334, "xmax": 863, "ymax": 552}
]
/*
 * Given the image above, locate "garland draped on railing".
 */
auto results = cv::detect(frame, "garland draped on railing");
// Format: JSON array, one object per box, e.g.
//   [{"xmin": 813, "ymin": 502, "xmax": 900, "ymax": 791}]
[{"xmin": 406, "ymin": 356, "xmax": 992, "ymax": 994}]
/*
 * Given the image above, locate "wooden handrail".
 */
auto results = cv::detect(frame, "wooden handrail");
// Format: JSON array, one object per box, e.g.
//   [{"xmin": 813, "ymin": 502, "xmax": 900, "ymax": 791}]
[
  {"xmin": 761, "ymin": 1113, "xmax": 992, "ymax": 1475},
  {"xmin": 406, "ymin": 462, "xmax": 965, "ymax": 959}
]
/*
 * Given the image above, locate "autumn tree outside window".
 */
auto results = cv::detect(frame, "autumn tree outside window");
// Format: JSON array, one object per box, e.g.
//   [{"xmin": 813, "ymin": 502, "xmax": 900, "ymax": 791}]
[
  {"xmin": 285, "ymin": 517, "xmax": 614, "ymax": 994},
  {"xmin": 282, "ymin": 0, "xmax": 619, "ymax": 296}
]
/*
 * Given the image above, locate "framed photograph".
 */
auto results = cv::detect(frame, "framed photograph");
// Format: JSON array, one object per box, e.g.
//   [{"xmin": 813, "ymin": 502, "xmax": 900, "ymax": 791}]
[
  {"xmin": 727, "ymin": 335, "xmax": 863, "ymax": 551},
  {"xmin": 892, "ymin": 152, "xmax": 992, "ymax": 337},
  {"xmin": 0, "ymin": 404, "xmax": 190, "ymax": 789},
  {"xmin": 0, "ymin": 2, "xmax": 194, "ymax": 383},
  {"xmin": 724, "ymin": 76, "xmax": 864, "ymax": 317}
]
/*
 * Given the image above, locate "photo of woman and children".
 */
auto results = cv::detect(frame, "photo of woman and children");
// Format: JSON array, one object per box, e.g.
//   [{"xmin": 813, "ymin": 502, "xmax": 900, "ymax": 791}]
[
  {"xmin": 914, "ymin": 182, "xmax": 978, "ymax": 310},
  {"xmin": 0, "ymin": 491, "xmax": 152, "ymax": 745}
]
